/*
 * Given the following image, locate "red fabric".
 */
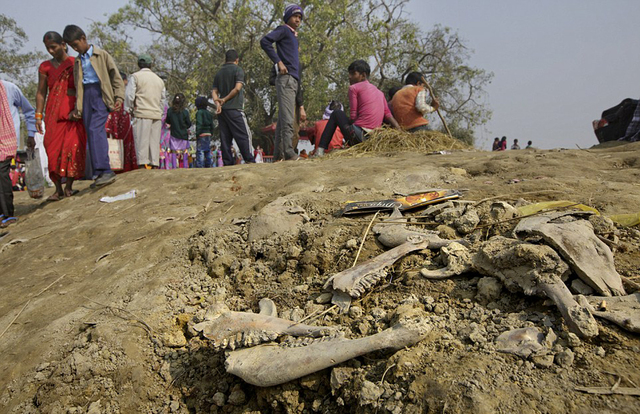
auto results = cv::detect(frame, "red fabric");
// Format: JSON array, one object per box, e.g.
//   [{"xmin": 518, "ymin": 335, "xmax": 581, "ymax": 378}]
[
  {"xmin": 314, "ymin": 120, "xmax": 344, "ymax": 151},
  {"xmin": 0, "ymin": 81, "xmax": 17, "ymax": 161},
  {"xmin": 105, "ymin": 109, "xmax": 137, "ymax": 172},
  {"xmin": 40, "ymin": 58, "xmax": 86, "ymax": 179}
]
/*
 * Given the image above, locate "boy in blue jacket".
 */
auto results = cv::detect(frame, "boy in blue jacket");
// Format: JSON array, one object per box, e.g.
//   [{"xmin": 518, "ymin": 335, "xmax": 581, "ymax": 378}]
[{"xmin": 260, "ymin": 4, "xmax": 304, "ymax": 161}]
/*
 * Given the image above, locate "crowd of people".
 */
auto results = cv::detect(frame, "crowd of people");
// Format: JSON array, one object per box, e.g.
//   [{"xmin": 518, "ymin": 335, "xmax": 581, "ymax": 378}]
[
  {"xmin": 492, "ymin": 136, "xmax": 533, "ymax": 151},
  {"xmin": 0, "ymin": 4, "xmax": 456, "ymax": 229}
]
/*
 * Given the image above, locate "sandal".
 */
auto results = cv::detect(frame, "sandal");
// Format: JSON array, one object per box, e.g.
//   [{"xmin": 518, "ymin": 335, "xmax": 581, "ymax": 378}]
[
  {"xmin": 0, "ymin": 217, "xmax": 17, "ymax": 228},
  {"xmin": 47, "ymin": 193, "xmax": 64, "ymax": 202},
  {"xmin": 64, "ymin": 189, "xmax": 79, "ymax": 197}
]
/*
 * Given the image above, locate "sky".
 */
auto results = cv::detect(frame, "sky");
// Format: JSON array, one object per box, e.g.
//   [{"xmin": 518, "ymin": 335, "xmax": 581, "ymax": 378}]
[{"xmin": 7, "ymin": 0, "xmax": 640, "ymax": 150}]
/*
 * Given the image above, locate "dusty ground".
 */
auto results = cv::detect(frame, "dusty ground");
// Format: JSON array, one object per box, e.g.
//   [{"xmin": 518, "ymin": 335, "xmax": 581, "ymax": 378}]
[{"xmin": 1, "ymin": 141, "xmax": 640, "ymax": 414}]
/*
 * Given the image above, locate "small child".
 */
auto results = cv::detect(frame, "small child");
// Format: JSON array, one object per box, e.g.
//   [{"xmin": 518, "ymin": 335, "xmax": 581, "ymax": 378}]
[
  {"xmin": 63, "ymin": 25, "xmax": 124, "ymax": 187},
  {"xmin": 315, "ymin": 60, "xmax": 400, "ymax": 157},
  {"xmin": 165, "ymin": 93, "xmax": 192, "ymax": 169},
  {"xmin": 194, "ymin": 96, "xmax": 214, "ymax": 168}
]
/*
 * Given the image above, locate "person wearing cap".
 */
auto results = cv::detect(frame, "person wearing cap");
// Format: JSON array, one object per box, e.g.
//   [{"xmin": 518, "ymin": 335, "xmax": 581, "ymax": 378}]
[
  {"xmin": 125, "ymin": 53, "xmax": 166, "ymax": 169},
  {"xmin": 260, "ymin": 4, "xmax": 304, "ymax": 161}
]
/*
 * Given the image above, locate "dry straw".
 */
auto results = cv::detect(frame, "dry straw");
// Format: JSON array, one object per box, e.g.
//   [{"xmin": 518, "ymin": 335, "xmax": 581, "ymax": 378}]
[{"xmin": 328, "ymin": 128, "xmax": 468, "ymax": 158}]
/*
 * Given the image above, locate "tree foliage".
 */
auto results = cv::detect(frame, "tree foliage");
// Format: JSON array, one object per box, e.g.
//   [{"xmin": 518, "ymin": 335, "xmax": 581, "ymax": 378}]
[
  {"xmin": 0, "ymin": 14, "xmax": 45, "ymax": 101},
  {"xmin": 91, "ymin": 0, "xmax": 492, "ymax": 142}
]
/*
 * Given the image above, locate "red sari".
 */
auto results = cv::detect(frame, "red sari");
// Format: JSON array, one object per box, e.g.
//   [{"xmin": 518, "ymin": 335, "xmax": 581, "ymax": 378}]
[
  {"xmin": 105, "ymin": 109, "xmax": 137, "ymax": 172},
  {"xmin": 40, "ymin": 57, "xmax": 86, "ymax": 180}
]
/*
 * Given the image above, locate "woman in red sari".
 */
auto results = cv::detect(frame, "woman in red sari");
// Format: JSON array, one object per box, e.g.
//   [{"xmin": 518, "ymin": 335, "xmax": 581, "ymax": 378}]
[{"xmin": 35, "ymin": 31, "xmax": 86, "ymax": 201}]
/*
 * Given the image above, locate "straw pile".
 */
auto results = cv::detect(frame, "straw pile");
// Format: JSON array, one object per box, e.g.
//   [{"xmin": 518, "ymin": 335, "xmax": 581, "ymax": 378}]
[{"xmin": 327, "ymin": 128, "xmax": 469, "ymax": 158}]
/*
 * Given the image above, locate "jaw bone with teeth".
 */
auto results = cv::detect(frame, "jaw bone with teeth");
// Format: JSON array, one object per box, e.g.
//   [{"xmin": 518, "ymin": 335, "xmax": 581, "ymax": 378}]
[
  {"xmin": 325, "ymin": 208, "xmax": 463, "ymax": 313},
  {"xmin": 225, "ymin": 309, "xmax": 432, "ymax": 387},
  {"xmin": 194, "ymin": 301, "xmax": 336, "ymax": 350}
]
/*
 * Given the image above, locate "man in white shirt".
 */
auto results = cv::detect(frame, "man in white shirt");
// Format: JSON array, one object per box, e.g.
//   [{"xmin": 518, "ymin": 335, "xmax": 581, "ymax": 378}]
[{"xmin": 125, "ymin": 54, "xmax": 166, "ymax": 169}]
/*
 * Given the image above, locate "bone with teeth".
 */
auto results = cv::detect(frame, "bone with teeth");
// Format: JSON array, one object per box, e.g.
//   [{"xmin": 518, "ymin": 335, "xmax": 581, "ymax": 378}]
[
  {"xmin": 325, "ymin": 208, "xmax": 462, "ymax": 313},
  {"xmin": 225, "ymin": 310, "xmax": 432, "ymax": 387},
  {"xmin": 194, "ymin": 302, "xmax": 334, "ymax": 350},
  {"xmin": 324, "ymin": 239, "xmax": 429, "ymax": 312}
]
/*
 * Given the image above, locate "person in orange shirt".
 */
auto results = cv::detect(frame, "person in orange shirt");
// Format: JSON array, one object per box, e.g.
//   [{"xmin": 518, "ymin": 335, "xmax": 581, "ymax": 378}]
[{"xmin": 390, "ymin": 71, "xmax": 439, "ymax": 132}]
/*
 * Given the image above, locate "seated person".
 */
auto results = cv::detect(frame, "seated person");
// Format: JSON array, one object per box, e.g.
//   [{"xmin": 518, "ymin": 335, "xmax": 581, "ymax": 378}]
[
  {"xmin": 314, "ymin": 100, "xmax": 345, "ymax": 153},
  {"xmin": 390, "ymin": 71, "xmax": 439, "ymax": 132},
  {"xmin": 315, "ymin": 60, "xmax": 399, "ymax": 156}
]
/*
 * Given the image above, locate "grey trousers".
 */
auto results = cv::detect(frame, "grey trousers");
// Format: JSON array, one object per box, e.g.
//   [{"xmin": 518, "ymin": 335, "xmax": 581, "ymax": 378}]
[
  {"xmin": 133, "ymin": 117, "xmax": 162, "ymax": 166},
  {"xmin": 274, "ymin": 74, "xmax": 298, "ymax": 160}
]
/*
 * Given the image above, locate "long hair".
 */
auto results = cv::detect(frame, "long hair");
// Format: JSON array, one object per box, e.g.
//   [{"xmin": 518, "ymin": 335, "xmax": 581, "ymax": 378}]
[
  {"xmin": 43, "ymin": 31, "xmax": 68, "ymax": 52},
  {"xmin": 172, "ymin": 93, "xmax": 186, "ymax": 111}
]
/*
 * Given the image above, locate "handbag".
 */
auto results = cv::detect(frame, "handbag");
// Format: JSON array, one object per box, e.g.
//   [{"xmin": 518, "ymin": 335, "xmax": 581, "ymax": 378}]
[
  {"xmin": 25, "ymin": 149, "xmax": 45, "ymax": 199},
  {"xmin": 107, "ymin": 135, "xmax": 125, "ymax": 171}
]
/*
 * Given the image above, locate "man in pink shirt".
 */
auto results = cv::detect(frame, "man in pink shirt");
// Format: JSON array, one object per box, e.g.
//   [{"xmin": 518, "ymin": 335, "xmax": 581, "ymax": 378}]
[{"xmin": 315, "ymin": 60, "xmax": 399, "ymax": 157}]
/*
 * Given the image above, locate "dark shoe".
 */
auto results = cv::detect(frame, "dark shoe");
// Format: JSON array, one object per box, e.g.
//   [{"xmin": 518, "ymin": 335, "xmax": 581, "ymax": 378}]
[
  {"xmin": 0, "ymin": 217, "xmax": 17, "ymax": 228},
  {"xmin": 95, "ymin": 172, "xmax": 117, "ymax": 187}
]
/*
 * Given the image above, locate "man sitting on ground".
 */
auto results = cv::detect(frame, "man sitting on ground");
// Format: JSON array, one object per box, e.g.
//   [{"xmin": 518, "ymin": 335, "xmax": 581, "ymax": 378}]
[
  {"xmin": 390, "ymin": 71, "xmax": 439, "ymax": 133},
  {"xmin": 315, "ymin": 60, "xmax": 399, "ymax": 157}
]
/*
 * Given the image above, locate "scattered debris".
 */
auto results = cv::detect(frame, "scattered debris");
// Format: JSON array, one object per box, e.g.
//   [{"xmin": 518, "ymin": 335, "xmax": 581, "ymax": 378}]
[{"xmin": 99, "ymin": 189, "xmax": 137, "ymax": 203}]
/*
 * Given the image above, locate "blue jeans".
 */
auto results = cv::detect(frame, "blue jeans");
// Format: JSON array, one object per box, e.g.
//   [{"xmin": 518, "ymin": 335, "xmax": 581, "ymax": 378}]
[{"xmin": 195, "ymin": 136, "xmax": 212, "ymax": 168}]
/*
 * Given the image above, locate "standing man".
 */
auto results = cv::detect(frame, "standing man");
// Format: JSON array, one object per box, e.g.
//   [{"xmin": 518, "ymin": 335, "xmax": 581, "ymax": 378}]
[
  {"xmin": 63, "ymin": 24, "xmax": 125, "ymax": 187},
  {"xmin": 212, "ymin": 49, "xmax": 255, "ymax": 166},
  {"xmin": 125, "ymin": 54, "xmax": 166, "ymax": 169},
  {"xmin": 260, "ymin": 4, "xmax": 304, "ymax": 161},
  {"xmin": 0, "ymin": 80, "xmax": 36, "ymax": 228}
]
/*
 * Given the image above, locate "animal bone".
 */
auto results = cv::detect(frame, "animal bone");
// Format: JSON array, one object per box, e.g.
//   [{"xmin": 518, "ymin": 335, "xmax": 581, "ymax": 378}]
[
  {"xmin": 194, "ymin": 307, "xmax": 334, "ymax": 350},
  {"xmin": 577, "ymin": 293, "xmax": 640, "ymax": 333},
  {"xmin": 495, "ymin": 327, "xmax": 555, "ymax": 358},
  {"xmin": 258, "ymin": 298, "xmax": 278, "ymax": 317},
  {"xmin": 420, "ymin": 242, "xmax": 472, "ymax": 279},
  {"xmin": 373, "ymin": 207, "xmax": 460, "ymax": 249},
  {"xmin": 324, "ymin": 239, "xmax": 428, "ymax": 312},
  {"xmin": 225, "ymin": 311, "xmax": 431, "ymax": 387},
  {"xmin": 421, "ymin": 236, "xmax": 598, "ymax": 338},
  {"xmin": 514, "ymin": 211, "xmax": 625, "ymax": 297}
]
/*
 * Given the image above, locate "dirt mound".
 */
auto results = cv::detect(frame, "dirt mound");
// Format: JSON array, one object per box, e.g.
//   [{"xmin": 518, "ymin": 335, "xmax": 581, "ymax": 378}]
[{"xmin": 1, "ymin": 143, "xmax": 640, "ymax": 413}]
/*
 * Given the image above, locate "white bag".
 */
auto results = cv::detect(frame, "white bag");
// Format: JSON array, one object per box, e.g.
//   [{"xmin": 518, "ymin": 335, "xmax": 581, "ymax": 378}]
[
  {"xmin": 107, "ymin": 136, "xmax": 124, "ymax": 171},
  {"xmin": 25, "ymin": 149, "xmax": 45, "ymax": 199}
]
